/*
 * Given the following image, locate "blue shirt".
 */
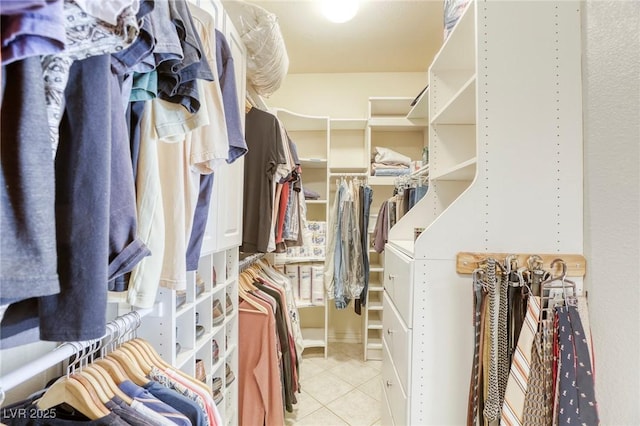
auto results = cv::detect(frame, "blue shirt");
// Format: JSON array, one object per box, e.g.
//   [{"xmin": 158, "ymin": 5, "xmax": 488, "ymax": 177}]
[{"xmin": 119, "ymin": 380, "xmax": 192, "ymax": 426}]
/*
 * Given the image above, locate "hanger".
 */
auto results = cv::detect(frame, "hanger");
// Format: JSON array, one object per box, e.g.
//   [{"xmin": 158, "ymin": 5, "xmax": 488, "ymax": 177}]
[
  {"xmin": 541, "ymin": 258, "xmax": 577, "ymax": 307},
  {"xmin": 238, "ymin": 285, "xmax": 268, "ymax": 314},
  {"xmin": 245, "ymin": 99, "xmax": 253, "ymax": 113},
  {"xmin": 84, "ymin": 364, "xmax": 133, "ymax": 405},
  {"xmin": 36, "ymin": 342, "xmax": 110, "ymax": 419},
  {"xmin": 36, "ymin": 375, "xmax": 110, "ymax": 419}
]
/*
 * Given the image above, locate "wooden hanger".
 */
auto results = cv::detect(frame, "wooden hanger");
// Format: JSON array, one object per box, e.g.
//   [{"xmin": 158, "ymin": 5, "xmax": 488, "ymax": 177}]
[
  {"xmin": 131, "ymin": 338, "xmax": 213, "ymax": 395},
  {"xmin": 245, "ymin": 99, "xmax": 253, "ymax": 113},
  {"xmin": 93, "ymin": 357, "xmax": 129, "ymax": 385},
  {"xmin": 84, "ymin": 364, "xmax": 133, "ymax": 405},
  {"xmin": 239, "ymin": 286, "xmax": 268, "ymax": 314},
  {"xmin": 239, "ymin": 273, "xmax": 258, "ymax": 292},
  {"xmin": 36, "ymin": 375, "xmax": 109, "ymax": 420},
  {"xmin": 74, "ymin": 371, "xmax": 110, "ymax": 405},
  {"xmin": 119, "ymin": 343, "xmax": 153, "ymax": 374},
  {"xmin": 107, "ymin": 350, "xmax": 149, "ymax": 386}
]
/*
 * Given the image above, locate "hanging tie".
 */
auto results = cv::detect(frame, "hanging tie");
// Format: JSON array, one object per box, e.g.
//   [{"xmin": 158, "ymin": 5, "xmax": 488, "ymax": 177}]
[{"xmin": 500, "ymin": 295, "xmax": 541, "ymax": 425}]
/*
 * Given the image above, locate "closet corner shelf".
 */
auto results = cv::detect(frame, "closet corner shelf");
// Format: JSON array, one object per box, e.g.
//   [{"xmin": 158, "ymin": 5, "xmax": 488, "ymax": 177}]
[
  {"xmin": 368, "ymin": 301, "xmax": 383, "ymax": 311},
  {"xmin": 430, "ymin": 75, "xmax": 477, "ymax": 125},
  {"xmin": 430, "ymin": 157, "xmax": 477, "ymax": 181},
  {"xmin": 305, "ymin": 199, "xmax": 327, "ymax": 204},
  {"xmin": 368, "ymin": 285, "xmax": 384, "ymax": 292}
]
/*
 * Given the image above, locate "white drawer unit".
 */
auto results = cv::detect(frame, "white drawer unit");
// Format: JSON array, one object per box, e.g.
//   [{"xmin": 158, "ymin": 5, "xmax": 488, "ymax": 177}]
[
  {"xmin": 384, "ymin": 244, "xmax": 414, "ymax": 327},
  {"xmin": 382, "ymin": 292, "xmax": 411, "ymax": 394},
  {"xmin": 382, "ymin": 339, "xmax": 408, "ymax": 426}
]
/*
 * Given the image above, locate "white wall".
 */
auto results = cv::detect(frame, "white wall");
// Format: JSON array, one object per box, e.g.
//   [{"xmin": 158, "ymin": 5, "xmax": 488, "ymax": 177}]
[
  {"xmin": 583, "ymin": 0, "xmax": 640, "ymax": 423},
  {"xmin": 265, "ymin": 72, "xmax": 427, "ymax": 118}
]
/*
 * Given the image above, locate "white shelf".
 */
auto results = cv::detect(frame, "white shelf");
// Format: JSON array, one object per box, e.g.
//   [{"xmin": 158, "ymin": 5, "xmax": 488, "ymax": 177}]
[
  {"xmin": 369, "ymin": 117, "xmax": 428, "ymax": 129},
  {"xmin": 407, "ymin": 87, "xmax": 430, "ymax": 121},
  {"xmin": 368, "ymin": 301, "xmax": 383, "ymax": 311},
  {"xmin": 305, "ymin": 199, "xmax": 327, "ymax": 204},
  {"xmin": 300, "ymin": 158, "xmax": 328, "ymax": 168},
  {"xmin": 368, "ymin": 319, "xmax": 383, "ymax": 329},
  {"xmin": 430, "ymin": 75, "xmax": 476, "ymax": 125},
  {"xmin": 430, "ymin": 157, "xmax": 477, "ymax": 181},
  {"xmin": 176, "ymin": 349, "xmax": 193, "ymax": 369},
  {"xmin": 367, "ymin": 337, "xmax": 383, "ymax": 349},
  {"xmin": 275, "ymin": 108, "xmax": 329, "ymax": 131},
  {"xmin": 302, "ymin": 327, "xmax": 327, "ymax": 348},
  {"xmin": 281, "ymin": 256, "xmax": 326, "ymax": 263},
  {"xmin": 369, "ymin": 285, "xmax": 384, "ymax": 292},
  {"xmin": 176, "ymin": 302, "xmax": 194, "ymax": 318},
  {"xmin": 370, "ymin": 264, "xmax": 384, "ymax": 272},
  {"xmin": 330, "ymin": 118, "xmax": 368, "ymax": 130},
  {"xmin": 370, "ymin": 97, "xmax": 414, "ymax": 116},
  {"xmin": 296, "ymin": 302, "xmax": 326, "ymax": 308}
]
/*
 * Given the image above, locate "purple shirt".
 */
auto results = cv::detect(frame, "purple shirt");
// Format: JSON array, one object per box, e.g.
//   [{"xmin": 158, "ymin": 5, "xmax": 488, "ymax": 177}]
[{"xmin": 1, "ymin": 0, "xmax": 65, "ymax": 65}]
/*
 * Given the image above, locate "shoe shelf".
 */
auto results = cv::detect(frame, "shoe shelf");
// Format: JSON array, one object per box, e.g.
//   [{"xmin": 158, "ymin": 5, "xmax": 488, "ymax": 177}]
[{"xmin": 138, "ymin": 246, "xmax": 239, "ymax": 425}]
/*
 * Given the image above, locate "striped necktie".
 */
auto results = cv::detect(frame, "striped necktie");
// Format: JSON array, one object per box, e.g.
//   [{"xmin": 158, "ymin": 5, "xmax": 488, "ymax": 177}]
[{"xmin": 501, "ymin": 295, "xmax": 541, "ymax": 425}]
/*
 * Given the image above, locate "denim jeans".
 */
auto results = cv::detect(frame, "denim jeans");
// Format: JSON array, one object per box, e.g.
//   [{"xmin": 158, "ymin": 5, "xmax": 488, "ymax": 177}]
[
  {"xmin": 358, "ymin": 185, "xmax": 373, "ymax": 305},
  {"xmin": 333, "ymin": 184, "xmax": 350, "ymax": 309}
]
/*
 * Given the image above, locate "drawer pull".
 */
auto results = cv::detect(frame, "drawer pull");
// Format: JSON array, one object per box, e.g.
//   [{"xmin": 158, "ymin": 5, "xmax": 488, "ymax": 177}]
[
  {"xmin": 388, "ymin": 274, "xmax": 396, "ymax": 280},
  {"xmin": 386, "ymin": 380, "xmax": 393, "ymax": 388},
  {"xmin": 387, "ymin": 328, "xmax": 394, "ymax": 335}
]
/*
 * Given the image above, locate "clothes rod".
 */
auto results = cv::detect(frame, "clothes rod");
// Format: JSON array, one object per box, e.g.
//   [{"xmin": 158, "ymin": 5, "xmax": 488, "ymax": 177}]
[
  {"xmin": 239, "ymin": 253, "xmax": 266, "ymax": 272},
  {"xmin": 0, "ymin": 308, "xmax": 151, "ymax": 394},
  {"xmin": 456, "ymin": 252, "xmax": 586, "ymax": 276}
]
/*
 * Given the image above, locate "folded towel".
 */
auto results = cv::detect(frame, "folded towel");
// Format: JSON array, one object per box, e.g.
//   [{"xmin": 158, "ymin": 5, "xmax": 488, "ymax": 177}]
[
  {"xmin": 373, "ymin": 147, "xmax": 412, "ymax": 166},
  {"xmin": 303, "ymin": 187, "xmax": 321, "ymax": 200}
]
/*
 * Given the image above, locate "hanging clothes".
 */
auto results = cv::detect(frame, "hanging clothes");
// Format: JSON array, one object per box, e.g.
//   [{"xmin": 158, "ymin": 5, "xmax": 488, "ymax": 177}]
[{"xmin": 324, "ymin": 178, "xmax": 371, "ymax": 309}]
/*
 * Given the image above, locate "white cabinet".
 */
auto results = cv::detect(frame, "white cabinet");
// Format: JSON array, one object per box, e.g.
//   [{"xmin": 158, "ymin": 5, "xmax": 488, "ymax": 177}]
[{"xmin": 382, "ymin": 1, "xmax": 584, "ymax": 424}]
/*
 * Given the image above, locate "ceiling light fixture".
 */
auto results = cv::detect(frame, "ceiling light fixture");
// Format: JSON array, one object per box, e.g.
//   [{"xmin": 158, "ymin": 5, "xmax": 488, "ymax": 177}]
[{"xmin": 321, "ymin": 0, "xmax": 359, "ymax": 24}]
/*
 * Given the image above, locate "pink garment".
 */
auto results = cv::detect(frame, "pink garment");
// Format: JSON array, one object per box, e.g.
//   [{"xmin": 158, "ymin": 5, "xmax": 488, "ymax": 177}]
[{"xmin": 239, "ymin": 298, "xmax": 285, "ymax": 426}]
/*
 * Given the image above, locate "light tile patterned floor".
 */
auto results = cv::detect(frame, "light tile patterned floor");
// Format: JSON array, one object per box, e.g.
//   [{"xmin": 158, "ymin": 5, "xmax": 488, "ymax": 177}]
[{"xmin": 286, "ymin": 343, "xmax": 382, "ymax": 426}]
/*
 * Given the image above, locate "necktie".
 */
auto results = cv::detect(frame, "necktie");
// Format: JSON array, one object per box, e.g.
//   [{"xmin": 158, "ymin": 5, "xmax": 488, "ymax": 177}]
[
  {"xmin": 483, "ymin": 258, "xmax": 501, "ymax": 421},
  {"xmin": 501, "ymin": 295, "xmax": 541, "ymax": 425}
]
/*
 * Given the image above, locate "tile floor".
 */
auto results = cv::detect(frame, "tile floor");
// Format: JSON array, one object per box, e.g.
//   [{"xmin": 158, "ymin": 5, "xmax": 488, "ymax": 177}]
[{"xmin": 285, "ymin": 342, "xmax": 383, "ymax": 426}]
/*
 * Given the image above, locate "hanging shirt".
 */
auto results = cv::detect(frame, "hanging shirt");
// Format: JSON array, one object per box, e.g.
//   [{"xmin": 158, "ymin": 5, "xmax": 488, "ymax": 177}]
[{"xmin": 242, "ymin": 108, "xmax": 286, "ymax": 253}]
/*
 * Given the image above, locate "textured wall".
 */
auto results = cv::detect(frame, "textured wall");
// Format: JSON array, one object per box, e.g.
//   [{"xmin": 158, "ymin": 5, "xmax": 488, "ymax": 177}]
[{"xmin": 583, "ymin": 0, "xmax": 640, "ymax": 422}]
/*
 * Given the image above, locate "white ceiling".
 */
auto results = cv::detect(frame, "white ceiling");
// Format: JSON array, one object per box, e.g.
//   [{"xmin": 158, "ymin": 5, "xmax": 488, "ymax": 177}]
[{"xmin": 224, "ymin": 0, "xmax": 445, "ymax": 74}]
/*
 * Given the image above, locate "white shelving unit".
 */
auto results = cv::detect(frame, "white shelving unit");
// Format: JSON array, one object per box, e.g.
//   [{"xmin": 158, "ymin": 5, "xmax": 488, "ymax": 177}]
[
  {"xmin": 273, "ymin": 109, "xmax": 330, "ymax": 358},
  {"xmin": 363, "ymin": 97, "xmax": 428, "ymax": 361},
  {"xmin": 381, "ymin": 1, "xmax": 584, "ymax": 424}
]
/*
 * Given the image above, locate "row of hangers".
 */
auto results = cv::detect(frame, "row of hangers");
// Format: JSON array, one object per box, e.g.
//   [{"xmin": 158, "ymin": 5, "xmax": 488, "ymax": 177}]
[
  {"xmin": 35, "ymin": 312, "xmax": 209, "ymax": 420},
  {"xmin": 473, "ymin": 255, "xmax": 578, "ymax": 308}
]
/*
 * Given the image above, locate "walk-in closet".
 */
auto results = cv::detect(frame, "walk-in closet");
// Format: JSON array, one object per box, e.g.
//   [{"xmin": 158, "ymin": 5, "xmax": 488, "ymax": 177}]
[{"xmin": 0, "ymin": 0, "xmax": 638, "ymax": 425}]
